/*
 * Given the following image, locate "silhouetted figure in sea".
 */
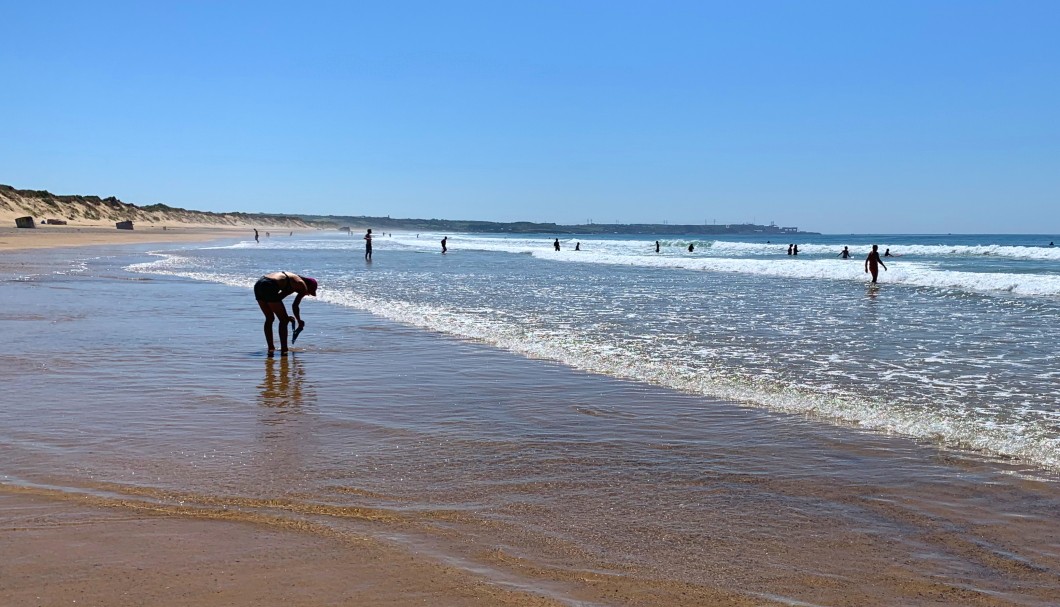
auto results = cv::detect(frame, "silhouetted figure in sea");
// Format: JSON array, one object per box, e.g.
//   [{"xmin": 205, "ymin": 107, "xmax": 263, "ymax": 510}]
[
  {"xmin": 554, "ymin": 238, "xmax": 561, "ymax": 251},
  {"xmin": 839, "ymin": 246, "xmax": 851, "ymax": 259},
  {"xmin": 865, "ymin": 244, "xmax": 888, "ymax": 284},
  {"xmin": 441, "ymin": 236, "xmax": 447, "ymax": 254},
  {"xmin": 884, "ymin": 248, "xmax": 893, "ymax": 257},
  {"xmin": 792, "ymin": 244, "xmax": 799, "ymax": 256},
  {"xmin": 254, "ymin": 229, "xmax": 259, "ymax": 243},
  {"xmin": 655, "ymin": 240, "xmax": 660, "ymax": 253},
  {"xmin": 364, "ymin": 229, "xmax": 373, "ymax": 261},
  {"xmin": 787, "ymin": 244, "xmax": 793, "ymax": 255},
  {"xmin": 575, "ymin": 242, "xmax": 581, "ymax": 251},
  {"xmin": 688, "ymin": 243, "xmax": 695, "ymax": 253}
]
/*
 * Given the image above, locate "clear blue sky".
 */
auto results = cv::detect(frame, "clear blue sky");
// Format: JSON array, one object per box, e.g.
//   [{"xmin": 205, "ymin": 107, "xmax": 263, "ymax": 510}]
[{"xmin": 2, "ymin": 1, "xmax": 1058, "ymax": 233}]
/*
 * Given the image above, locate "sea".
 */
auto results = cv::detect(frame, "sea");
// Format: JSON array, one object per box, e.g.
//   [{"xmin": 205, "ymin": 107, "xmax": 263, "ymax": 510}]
[
  {"xmin": 3, "ymin": 230, "xmax": 1060, "ymax": 604},
  {"xmin": 136, "ymin": 231, "xmax": 1060, "ymax": 471}
]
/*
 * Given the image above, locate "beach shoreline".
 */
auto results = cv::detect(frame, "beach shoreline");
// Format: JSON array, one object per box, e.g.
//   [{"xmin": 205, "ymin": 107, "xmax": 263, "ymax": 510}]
[
  {"xmin": 0, "ymin": 224, "xmax": 318, "ymax": 252},
  {"xmin": 2, "ymin": 241, "xmax": 1059, "ymax": 606}
]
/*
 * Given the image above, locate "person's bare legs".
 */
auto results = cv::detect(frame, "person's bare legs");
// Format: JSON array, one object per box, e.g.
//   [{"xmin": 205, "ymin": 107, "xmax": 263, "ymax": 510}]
[
  {"xmin": 258, "ymin": 300, "xmax": 277, "ymax": 352},
  {"xmin": 258, "ymin": 301, "xmax": 293, "ymax": 353},
  {"xmin": 267, "ymin": 301, "xmax": 292, "ymax": 353}
]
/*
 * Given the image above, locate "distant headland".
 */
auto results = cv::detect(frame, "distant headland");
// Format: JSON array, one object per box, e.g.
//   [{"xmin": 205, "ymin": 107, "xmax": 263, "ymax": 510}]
[{"xmin": 2, "ymin": 185, "xmax": 816, "ymax": 235}]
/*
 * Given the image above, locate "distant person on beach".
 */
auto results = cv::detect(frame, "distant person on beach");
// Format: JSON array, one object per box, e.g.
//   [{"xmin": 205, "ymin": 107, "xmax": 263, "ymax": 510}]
[
  {"xmin": 655, "ymin": 240, "xmax": 660, "ymax": 253},
  {"xmin": 787, "ymin": 244, "xmax": 793, "ymax": 255},
  {"xmin": 793, "ymin": 244, "xmax": 799, "ymax": 256},
  {"xmin": 364, "ymin": 229, "xmax": 373, "ymax": 261},
  {"xmin": 266, "ymin": 231, "xmax": 270, "ymax": 238},
  {"xmin": 254, "ymin": 272, "xmax": 318, "ymax": 354},
  {"xmin": 865, "ymin": 245, "xmax": 888, "ymax": 283},
  {"xmin": 441, "ymin": 236, "xmax": 447, "ymax": 253},
  {"xmin": 839, "ymin": 246, "xmax": 851, "ymax": 259},
  {"xmin": 289, "ymin": 231, "xmax": 293, "ymax": 236},
  {"xmin": 554, "ymin": 238, "xmax": 561, "ymax": 251},
  {"xmin": 254, "ymin": 229, "xmax": 259, "ymax": 243},
  {"xmin": 575, "ymin": 242, "xmax": 581, "ymax": 251},
  {"xmin": 688, "ymin": 243, "xmax": 694, "ymax": 253}
]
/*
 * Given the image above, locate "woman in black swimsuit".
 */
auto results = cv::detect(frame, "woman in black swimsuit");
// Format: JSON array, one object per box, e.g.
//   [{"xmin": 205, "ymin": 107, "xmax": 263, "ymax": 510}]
[{"xmin": 254, "ymin": 272, "xmax": 317, "ymax": 354}]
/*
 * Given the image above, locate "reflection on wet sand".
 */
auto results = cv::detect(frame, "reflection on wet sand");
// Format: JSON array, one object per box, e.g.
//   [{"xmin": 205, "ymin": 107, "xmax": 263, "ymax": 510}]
[{"xmin": 259, "ymin": 354, "xmax": 310, "ymax": 411}]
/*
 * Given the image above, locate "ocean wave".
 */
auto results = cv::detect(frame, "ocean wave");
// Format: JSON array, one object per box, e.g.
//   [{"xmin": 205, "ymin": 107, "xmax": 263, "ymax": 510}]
[
  {"xmin": 708, "ymin": 240, "xmax": 1060, "ymax": 260},
  {"xmin": 127, "ymin": 253, "xmax": 1060, "ymax": 472},
  {"xmin": 200, "ymin": 235, "xmax": 1060, "ymax": 297}
]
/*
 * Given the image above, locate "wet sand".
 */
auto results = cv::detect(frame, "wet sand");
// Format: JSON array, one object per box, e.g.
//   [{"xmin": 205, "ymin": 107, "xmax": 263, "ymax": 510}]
[
  {"xmin": 2, "ymin": 244, "xmax": 1059, "ymax": 606},
  {"xmin": 0, "ymin": 491, "xmax": 577, "ymax": 607}
]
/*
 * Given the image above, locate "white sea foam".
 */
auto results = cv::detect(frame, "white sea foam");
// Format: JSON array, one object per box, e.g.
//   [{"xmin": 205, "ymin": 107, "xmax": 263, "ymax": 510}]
[
  {"xmin": 207, "ymin": 234, "xmax": 1060, "ymax": 297},
  {"xmin": 127, "ymin": 252, "xmax": 1060, "ymax": 471},
  {"xmin": 708, "ymin": 240, "xmax": 1060, "ymax": 260}
]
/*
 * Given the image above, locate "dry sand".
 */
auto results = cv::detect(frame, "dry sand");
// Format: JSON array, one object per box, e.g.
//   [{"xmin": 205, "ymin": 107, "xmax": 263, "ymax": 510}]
[{"xmin": 0, "ymin": 224, "xmax": 310, "ymax": 252}]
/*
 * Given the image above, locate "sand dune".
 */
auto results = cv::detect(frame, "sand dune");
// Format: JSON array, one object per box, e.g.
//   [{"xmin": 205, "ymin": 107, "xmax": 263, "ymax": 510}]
[
  {"xmin": 0, "ymin": 184, "xmax": 334, "ymax": 251},
  {"xmin": 0, "ymin": 184, "xmax": 316, "ymax": 230}
]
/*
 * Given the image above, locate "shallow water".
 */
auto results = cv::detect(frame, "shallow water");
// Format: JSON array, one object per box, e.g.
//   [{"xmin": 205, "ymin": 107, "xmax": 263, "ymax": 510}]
[
  {"xmin": 2, "ymin": 241, "xmax": 1059, "ymax": 605},
  {"xmin": 134, "ymin": 232, "xmax": 1060, "ymax": 470}
]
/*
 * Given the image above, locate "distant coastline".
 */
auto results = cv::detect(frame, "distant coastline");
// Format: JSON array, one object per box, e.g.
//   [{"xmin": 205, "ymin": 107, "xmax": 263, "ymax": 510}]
[
  {"xmin": 2, "ymin": 184, "xmax": 817, "ymax": 235},
  {"xmin": 315, "ymin": 214, "xmax": 818, "ymax": 236}
]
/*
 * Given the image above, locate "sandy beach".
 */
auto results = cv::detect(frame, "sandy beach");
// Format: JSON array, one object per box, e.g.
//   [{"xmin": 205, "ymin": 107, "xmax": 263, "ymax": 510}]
[
  {"xmin": 2, "ymin": 238, "xmax": 1059, "ymax": 607},
  {"xmin": 0, "ymin": 224, "xmax": 307, "ymax": 252}
]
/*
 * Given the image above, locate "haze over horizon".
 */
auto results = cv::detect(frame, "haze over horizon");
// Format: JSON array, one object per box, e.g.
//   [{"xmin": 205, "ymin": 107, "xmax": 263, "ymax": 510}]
[{"xmin": 3, "ymin": 1, "xmax": 1058, "ymax": 234}]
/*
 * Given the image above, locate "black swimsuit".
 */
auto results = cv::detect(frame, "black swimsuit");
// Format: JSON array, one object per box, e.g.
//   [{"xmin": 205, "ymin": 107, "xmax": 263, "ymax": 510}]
[{"xmin": 254, "ymin": 273, "xmax": 288, "ymax": 302}]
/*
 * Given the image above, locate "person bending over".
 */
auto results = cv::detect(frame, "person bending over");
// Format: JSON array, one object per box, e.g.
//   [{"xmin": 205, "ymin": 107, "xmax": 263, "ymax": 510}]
[{"xmin": 254, "ymin": 272, "xmax": 317, "ymax": 354}]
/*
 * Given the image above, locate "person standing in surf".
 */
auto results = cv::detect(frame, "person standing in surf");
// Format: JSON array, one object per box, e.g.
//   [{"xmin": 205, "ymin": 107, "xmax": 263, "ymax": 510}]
[
  {"xmin": 865, "ymin": 244, "xmax": 888, "ymax": 284},
  {"xmin": 839, "ymin": 246, "xmax": 851, "ymax": 259},
  {"xmin": 554, "ymin": 238, "xmax": 561, "ymax": 251},
  {"xmin": 364, "ymin": 228, "xmax": 373, "ymax": 261},
  {"xmin": 441, "ymin": 236, "xmax": 447, "ymax": 254},
  {"xmin": 254, "ymin": 272, "xmax": 317, "ymax": 355},
  {"xmin": 655, "ymin": 240, "xmax": 660, "ymax": 253}
]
